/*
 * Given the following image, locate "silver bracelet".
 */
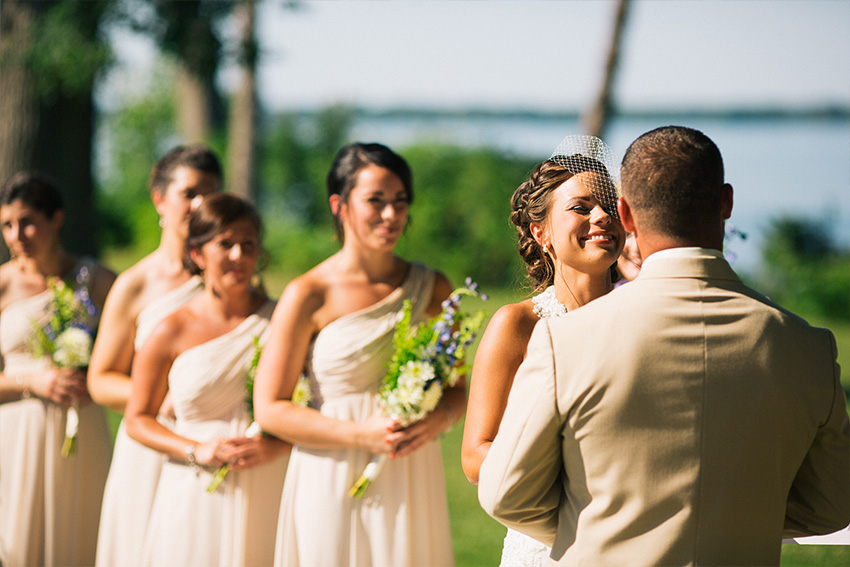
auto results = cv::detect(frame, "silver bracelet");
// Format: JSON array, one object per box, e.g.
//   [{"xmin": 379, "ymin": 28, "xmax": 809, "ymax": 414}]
[
  {"xmin": 15, "ymin": 375, "xmax": 31, "ymax": 400},
  {"xmin": 184, "ymin": 444, "xmax": 201, "ymax": 476}
]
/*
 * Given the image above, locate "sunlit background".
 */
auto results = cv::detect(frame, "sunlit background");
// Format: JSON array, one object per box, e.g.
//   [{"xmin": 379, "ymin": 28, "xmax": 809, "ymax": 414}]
[
  {"xmin": 2, "ymin": 1, "xmax": 848, "ymax": 564},
  {"xmin": 101, "ymin": 0, "xmax": 850, "ymax": 274}
]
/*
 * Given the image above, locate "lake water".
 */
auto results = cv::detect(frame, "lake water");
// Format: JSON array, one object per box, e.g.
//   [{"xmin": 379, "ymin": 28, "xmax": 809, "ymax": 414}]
[{"xmin": 349, "ymin": 113, "xmax": 850, "ymax": 274}]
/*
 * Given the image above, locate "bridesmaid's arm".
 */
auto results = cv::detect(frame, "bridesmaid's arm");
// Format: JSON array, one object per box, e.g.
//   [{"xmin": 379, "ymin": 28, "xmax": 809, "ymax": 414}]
[
  {"xmin": 254, "ymin": 277, "xmax": 404, "ymax": 454},
  {"xmin": 88, "ymin": 270, "xmax": 140, "ymax": 413},
  {"xmin": 124, "ymin": 317, "xmax": 225, "ymax": 468},
  {"xmin": 461, "ymin": 302, "xmax": 536, "ymax": 484}
]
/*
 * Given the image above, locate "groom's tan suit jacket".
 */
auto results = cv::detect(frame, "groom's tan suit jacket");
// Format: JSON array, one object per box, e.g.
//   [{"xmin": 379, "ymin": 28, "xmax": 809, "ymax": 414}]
[{"xmin": 479, "ymin": 248, "xmax": 850, "ymax": 566}]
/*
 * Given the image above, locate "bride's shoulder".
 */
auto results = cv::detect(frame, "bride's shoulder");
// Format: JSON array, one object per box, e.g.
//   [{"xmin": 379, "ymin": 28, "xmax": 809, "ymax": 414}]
[{"xmin": 483, "ymin": 299, "xmax": 538, "ymax": 341}]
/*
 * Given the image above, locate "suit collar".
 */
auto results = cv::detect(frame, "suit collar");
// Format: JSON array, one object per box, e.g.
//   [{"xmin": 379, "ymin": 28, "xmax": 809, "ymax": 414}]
[{"xmin": 636, "ymin": 247, "xmax": 741, "ymax": 282}]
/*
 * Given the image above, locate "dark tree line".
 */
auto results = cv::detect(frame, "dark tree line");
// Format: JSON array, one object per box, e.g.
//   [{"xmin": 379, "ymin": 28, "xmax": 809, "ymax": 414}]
[{"xmin": 0, "ymin": 0, "xmax": 262, "ymax": 259}]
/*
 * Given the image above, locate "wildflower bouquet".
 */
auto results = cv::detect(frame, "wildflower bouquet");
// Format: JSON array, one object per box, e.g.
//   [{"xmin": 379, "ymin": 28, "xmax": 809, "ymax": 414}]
[
  {"xmin": 349, "ymin": 278, "xmax": 488, "ymax": 498},
  {"xmin": 207, "ymin": 338, "xmax": 313, "ymax": 492},
  {"xmin": 30, "ymin": 276, "xmax": 97, "ymax": 457}
]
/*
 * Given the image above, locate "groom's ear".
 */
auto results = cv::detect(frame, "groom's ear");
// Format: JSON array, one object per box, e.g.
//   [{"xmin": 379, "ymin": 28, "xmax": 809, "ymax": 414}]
[{"xmin": 618, "ymin": 197, "xmax": 635, "ymax": 233}]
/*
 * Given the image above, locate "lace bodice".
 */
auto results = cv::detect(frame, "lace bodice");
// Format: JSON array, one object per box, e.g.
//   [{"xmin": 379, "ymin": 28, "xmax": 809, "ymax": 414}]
[
  {"xmin": 531, "ymin": 286, "xmax": 567, "ymax": 319},
  {"xmin": 499, "ymin": 528, "xmax": 550, "ymax": 567}
]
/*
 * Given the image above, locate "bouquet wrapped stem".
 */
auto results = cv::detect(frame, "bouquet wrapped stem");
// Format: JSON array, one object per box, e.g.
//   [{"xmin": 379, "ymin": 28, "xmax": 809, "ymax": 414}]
[
  {"xmin": 207, "ymin": 421, "xmax": 262, "ymax": 493},
  {"xmin": 349, "ymin": 278, "xmax": 488, "ymax": 498},
  {"xmin": 348, "ymin": 454, "xmax": 388, "ymax": 498},
  {"xmin": 61, "ymin": 400, "xmax": 80, "ymax": 457}
]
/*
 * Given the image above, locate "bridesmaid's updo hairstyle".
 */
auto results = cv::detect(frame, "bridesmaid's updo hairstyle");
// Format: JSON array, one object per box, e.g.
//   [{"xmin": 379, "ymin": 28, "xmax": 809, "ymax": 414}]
[
  {"xmin": 149, "ymin": 144, "xmax": 222, "ymax": 195},
  {"xmin": 326, "ymin": 142, "xmax": 413, "ymax": 241},
  {"xmin": 510, "ymin": 161, "xmax": 575, "ymax": 292},
  {"xmin": 183, "ymin": 193, "xmax": 266, "ymax": 276},
  {"xmin": 1, "ymin": 171, "xmax": 64, "ymax": 219}
]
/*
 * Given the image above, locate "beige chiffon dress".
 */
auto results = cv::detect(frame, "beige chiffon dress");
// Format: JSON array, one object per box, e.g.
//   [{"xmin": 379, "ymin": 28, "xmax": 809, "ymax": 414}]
[
  {"xmin": 95, "ymin": 275, "xmax": 203, "ymax": 567},
  {"xmin": 274, "ymin": 263, "xmax": 454, "ymax": 567},
  {"xmin": 141, "ymin": 299, "xmax": 288, "ymax": 567},
  {"xmin": 0, "ymin": 262, "xmax": 112, "ymax": 567}
]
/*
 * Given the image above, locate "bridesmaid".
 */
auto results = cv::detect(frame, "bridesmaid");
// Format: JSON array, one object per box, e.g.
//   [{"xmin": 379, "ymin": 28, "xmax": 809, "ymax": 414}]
[
  {"xmin": 89, "ymin": 145, "xmax": 221, "ymax": 566},
  {"xmin": 125, "ymin": 193, "xmax": 289, "ymax": 567},
  {"xmin": 0, "ymin": 171, "xmax": 116, "ymax": 566},
  {"xmin": 254, "ymin": 142, "xmax": 464, "ymax": 567}
]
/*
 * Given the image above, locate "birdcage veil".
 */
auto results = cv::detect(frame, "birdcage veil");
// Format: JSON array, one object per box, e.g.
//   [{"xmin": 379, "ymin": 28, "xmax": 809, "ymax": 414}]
[{"xmin": 549, "ymin": 135, "xmax": 620, "ymax": 221}]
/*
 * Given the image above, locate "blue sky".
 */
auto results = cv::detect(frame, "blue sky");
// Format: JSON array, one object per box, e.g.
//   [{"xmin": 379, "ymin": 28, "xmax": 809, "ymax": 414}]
[
  {"xmin": 243, "ymin": 0, "xmax": 850, "ymax": 112},
  {"xmin": 109, "ymin": 0, "xmax": 850, "ymax": 113}
]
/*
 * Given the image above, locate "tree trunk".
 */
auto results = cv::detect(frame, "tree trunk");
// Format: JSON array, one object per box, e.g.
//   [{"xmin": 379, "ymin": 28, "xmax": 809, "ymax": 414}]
[
  {"xmin": 226, "ymin": 0, "xmax": 258, "ymax": 201},
  {"xmin": 164, "ymin": 0, "xmax": 225, "ymax": 145},
  {"xmin": 35, "ymin": 90, "xmax": 98, "ymax": 257},
  {"xmin": 0, "ymin": 0, "xmax": 106, "ymax": 258},
  {"xmin": 582, "ymin": 0, "xmax": 630, "ymax": 140},
  {"xmin": 0, "ymin": 0, "xmax": 40, "ymax": 187},
  {"xmin": 175, "ymin": 65, "xmax": 213, "ymax": 142}
]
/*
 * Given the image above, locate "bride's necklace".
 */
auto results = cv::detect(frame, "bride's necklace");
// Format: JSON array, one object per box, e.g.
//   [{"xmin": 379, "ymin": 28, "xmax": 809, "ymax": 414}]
[{"xmin": 531, "ymin": 286, "xmax": 568, "ymax": 319}]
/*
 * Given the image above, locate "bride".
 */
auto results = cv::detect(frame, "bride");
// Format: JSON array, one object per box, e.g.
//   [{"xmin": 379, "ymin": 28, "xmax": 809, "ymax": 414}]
[{"xmin": 461, "ymin": 135, "xmax": 625, "ymax": 566}]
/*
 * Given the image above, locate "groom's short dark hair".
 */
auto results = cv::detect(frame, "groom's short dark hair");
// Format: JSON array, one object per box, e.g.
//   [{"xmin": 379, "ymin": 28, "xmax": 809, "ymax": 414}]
[{"xmin": 621, "ymin": 126, "xmax": 724, "ymax": 240}]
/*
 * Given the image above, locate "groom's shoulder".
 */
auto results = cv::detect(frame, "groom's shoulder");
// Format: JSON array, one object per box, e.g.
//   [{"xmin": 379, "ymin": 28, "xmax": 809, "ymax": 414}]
[{"xmin": 546, "ymin": 283, "xmax": 633, "ymax": 334}]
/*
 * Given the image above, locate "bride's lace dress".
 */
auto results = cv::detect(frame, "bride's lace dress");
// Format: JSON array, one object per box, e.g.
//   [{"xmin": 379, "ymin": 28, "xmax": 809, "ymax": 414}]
[{"xmin": 498, "ymin": 286, "xmax": 565, "ymax": 567}]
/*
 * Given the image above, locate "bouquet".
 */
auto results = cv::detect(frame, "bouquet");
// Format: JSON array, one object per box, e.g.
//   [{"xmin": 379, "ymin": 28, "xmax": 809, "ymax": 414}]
[
  {"xmin": 30, "ymin": 276, "xmax": 96, "ymax": 457},
  {"xmin": 349, "ymin": 278, "xmax": 488, "ymax": 498},
  {"xmin": 207, "ymin": 338, "xmax": 313, "ymax": 492}
]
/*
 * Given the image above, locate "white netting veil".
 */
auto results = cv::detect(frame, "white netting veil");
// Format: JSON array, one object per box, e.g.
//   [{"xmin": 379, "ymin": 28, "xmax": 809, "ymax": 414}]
[{"xmin": 549, "ymin": 135, "xmax": 620, "ymax": 221}]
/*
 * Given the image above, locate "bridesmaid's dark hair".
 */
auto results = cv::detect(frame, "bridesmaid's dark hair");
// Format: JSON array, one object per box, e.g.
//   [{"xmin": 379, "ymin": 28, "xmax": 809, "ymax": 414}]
[
  {"xmin": 184, "ymin": 193, "xmax": 266, "ymax": 276},
  {"xmin": 149, "ymin": 144, "xmax": 222, "ymax": 195},
  {"xmin": 326, "ymin": 142, "xmax": 413, "ymax": 240},
  {"xmin": 1, "ymin": 171, "xmax": 64, "ymax": 218}
]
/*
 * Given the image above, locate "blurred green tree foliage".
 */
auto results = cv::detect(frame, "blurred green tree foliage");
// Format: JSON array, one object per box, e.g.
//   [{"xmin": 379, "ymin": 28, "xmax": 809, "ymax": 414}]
[
  {"xmin": 97, "ymin": 68, "xmax": 176, "ymax": 253},
  {"xmin": 256, "ymin": 107, "xmax": 536, "ymax": 287},
  {"xmin": 397, "ymin": 145, "xmax": 535, "ymax": 288},
  {"xmin": 758, "ymin": 217, "xmax": 849, "ymax": 322}
]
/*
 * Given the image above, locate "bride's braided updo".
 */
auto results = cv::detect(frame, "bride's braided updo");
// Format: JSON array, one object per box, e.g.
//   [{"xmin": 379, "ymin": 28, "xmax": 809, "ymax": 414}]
[{"xmin": 510, "ymin": 160, "xmax": 575, "ymax": 292}]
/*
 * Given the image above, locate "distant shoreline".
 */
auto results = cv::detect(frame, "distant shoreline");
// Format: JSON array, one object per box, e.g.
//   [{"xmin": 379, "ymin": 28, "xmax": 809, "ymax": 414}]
[{"xmin": 277, "ymin": 105, "xmax": 850, "ymax": 122}]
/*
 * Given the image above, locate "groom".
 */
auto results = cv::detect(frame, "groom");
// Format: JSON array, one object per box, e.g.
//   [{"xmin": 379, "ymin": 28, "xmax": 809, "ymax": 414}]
[{"xmin": 478, "ymin": 126, "xmax": 850, "ymax": 565}]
